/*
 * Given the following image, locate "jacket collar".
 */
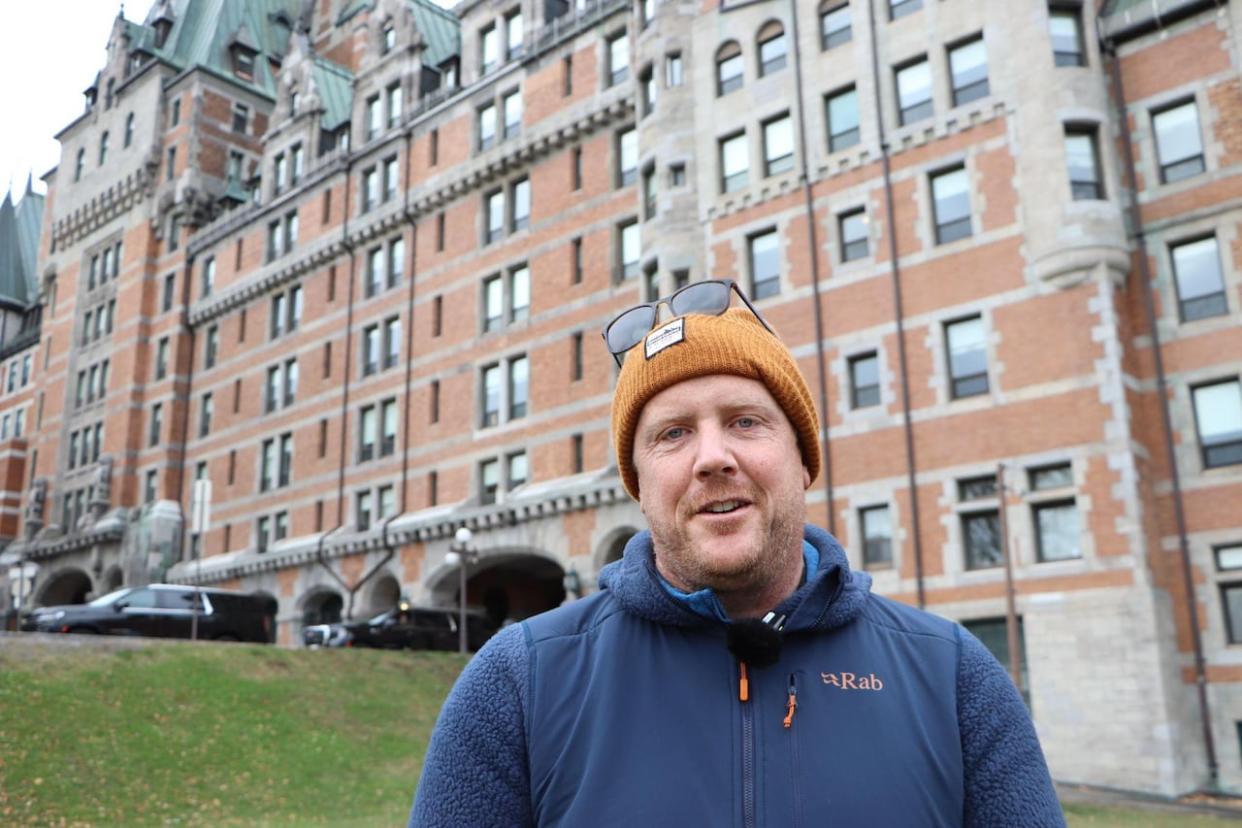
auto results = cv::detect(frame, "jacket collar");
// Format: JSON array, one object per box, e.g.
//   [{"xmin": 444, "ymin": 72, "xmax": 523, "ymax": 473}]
[{"xmin": 598, "ymin": 524, "xmax": 871, "ymax": 633}]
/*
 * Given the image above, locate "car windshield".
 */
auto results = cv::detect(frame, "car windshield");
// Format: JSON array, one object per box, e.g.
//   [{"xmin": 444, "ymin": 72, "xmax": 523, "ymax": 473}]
[{"xmin": 87, "ymin": 588, "xmax": 133, "ymax": 607}]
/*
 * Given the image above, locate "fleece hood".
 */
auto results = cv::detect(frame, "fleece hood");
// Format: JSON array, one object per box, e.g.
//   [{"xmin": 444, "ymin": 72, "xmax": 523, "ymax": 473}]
[{"xmin": 597, "ymin": 523, "xmax": 872, "ymax": 633}]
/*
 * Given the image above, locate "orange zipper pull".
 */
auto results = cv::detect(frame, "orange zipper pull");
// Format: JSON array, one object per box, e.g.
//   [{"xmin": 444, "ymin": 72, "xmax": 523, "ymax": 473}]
[
  {"xmin": 783, "ymin": 675, "xmax": 797, "ymax": 728},
  {"xmin": 739, "ymin": 661, "xmax": 750, "ymax": 702}
]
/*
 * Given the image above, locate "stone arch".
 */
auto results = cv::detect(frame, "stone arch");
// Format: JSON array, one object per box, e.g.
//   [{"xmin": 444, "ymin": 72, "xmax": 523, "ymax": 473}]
[
  {"xmin": 426, "ymin": 549, "xmax": 566, "ymax": 626},
  {"xmin": 298, "ymin": 587, "xmax": 344, "ymax": 628},
  {"xmin": 596, "ymin": 525, "xmax": 642, "ymax": 571},
  {"xmin": 35, "ymin": 567, "xmax": 93, "ymax": 607},
  {"xmin": 360, "ymin": 571, "xmax": 402, "ymax": 618}
]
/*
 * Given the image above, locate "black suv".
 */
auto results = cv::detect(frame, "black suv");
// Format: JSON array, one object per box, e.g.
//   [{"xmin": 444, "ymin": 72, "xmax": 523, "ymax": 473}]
[
  {"xmin": 302, "ymin": 604, "xmax": 496, "ymax": 651},
  {"xmin": 21, "ymin": 584, "xmax": 277, "ymax": 643}
]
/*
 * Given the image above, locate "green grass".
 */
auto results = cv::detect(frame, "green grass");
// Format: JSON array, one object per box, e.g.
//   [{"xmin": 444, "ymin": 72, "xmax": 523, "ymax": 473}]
[
  {"xmin": 1065, "ymin": 802, "xmax": 1236, "ymax": 826},
  {"xmin": 0, "ymin": 639, "xmax": 465, "ymax": 827},
  {"xmin": 1, "ymin": 639, "xmax": 1236, "ymax": 827}
]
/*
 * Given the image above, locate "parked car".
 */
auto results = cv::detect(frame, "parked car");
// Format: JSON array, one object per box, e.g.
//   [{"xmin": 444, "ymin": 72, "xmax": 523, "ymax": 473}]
[
  {"xmin": 20, "ymin": 584, "xmax": 277, "ymax": 643},
  {"xmin": 302, "ymin": 603, "xmax": 496, "ymax": 651}
]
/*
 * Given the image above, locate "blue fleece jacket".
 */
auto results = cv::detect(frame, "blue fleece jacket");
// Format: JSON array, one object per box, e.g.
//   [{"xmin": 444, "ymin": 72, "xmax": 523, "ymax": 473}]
[{"xmin": 410, "ymin": 525, "xmax": 1065, "ymax": 827}]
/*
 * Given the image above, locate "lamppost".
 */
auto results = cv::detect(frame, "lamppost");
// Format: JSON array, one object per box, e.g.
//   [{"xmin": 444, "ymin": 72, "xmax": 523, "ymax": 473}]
[{"xmin": 445, "ymin": 527, "xmax": 478, "ymax": 654}]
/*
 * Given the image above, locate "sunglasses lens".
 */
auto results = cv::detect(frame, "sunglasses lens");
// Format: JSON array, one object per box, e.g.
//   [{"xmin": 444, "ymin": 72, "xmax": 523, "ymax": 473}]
[
  {"xmin": 607, "ymin": 306, "xmax": 658, "ymax": 355},
  {"xmin": 669, "ymin": 281, "xmax": 731, "ymax": 317}
]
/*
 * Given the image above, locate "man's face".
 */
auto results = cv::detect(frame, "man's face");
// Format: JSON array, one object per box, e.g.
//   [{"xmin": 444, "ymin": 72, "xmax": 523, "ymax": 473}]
[{"xmin": 633, "ymin": 374, "xmax": 810, "ymax": 595}]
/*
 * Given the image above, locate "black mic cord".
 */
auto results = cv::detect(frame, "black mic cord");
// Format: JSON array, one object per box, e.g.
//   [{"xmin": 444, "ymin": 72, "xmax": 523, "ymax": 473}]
[{"xmin": 726, "ymin": 611, "xmax": 787, "ymax": 669}]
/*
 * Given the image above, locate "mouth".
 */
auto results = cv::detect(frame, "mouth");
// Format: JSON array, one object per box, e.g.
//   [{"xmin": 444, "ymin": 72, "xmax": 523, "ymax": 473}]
[{"xmin": 697, "ymin": 499, "xmax": 752, "ymax": 516}]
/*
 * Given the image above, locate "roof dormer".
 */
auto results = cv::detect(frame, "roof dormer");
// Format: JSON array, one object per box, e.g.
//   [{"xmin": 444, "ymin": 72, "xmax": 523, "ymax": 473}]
[
  {"xmin": 150, "ymin": 0, "xmax": 176, "ymax": 49},
  {"xmin": 230, "ymin": 24, "xmax": 260, "ymax": 81}
]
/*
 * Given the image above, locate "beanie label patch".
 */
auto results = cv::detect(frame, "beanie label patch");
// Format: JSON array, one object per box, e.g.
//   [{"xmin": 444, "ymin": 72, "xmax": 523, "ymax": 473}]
[{"xmin": 645, "ymin": 317, "xmax": 685, "ymax": 360}]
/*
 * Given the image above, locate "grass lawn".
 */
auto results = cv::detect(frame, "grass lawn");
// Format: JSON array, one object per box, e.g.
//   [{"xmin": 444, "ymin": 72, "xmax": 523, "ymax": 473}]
[
  {"xmin": 2, "ymin": 637, "xmax": 1236, "ymax": 827},
  {"xmin": 0, "ymin": 638, "xmax": 464, "ymax": 827}
]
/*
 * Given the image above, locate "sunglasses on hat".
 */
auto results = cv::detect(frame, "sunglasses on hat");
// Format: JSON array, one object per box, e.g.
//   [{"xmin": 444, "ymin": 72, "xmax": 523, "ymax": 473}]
[{"xmin": 600, "ymin": 279, "xmax": 774, "ymax": 367}]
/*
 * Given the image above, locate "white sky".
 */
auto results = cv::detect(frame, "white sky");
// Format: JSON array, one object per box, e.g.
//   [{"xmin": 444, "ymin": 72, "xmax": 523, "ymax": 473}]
[{"xmin": 0, "ymin": 1, "xmax": 158, "ymax": 202}]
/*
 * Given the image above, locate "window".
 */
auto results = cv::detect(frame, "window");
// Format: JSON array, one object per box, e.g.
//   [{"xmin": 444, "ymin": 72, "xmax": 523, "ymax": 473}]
[
  {"xmin": 485, "ymin": 190, "xmax": 504, "ymax": 243},
  {"xmin": 958, "ymin": 474, "xmax": 1001, "ymax": 570},
  {"xmin": 510, "ymin": 265, "xmax": 530, "ymax": 322},
  {"xmin": 200, "ymin": 393, "xmax": 213, "ymax": 437},
  {"xmin": 949, "ymin": 37, "xmax": 989, "ymax": 105},
  {"xmin": 155, "ymin": 337, "xmax": 169, "ymax": 380},
  {"xmin": 430, "ymin": 380, "xmax": 441, "ymax": 423},
  {"xmin": 386, "ymin": 84, "xmax": 402, "ymax": 129},
  {"xmin": 931, "ymin": 167, "xmax": 971, "ymax": 244},
  {"xmin": 618, "ymin": 220, "xmax": 641, "ymax": 280},
  {"xmin": 481, "ymin": 364, "xmax": 501, "ymax": 427},
  {"xmin": 362, "ymin": 324, "xmax": 381, "ymax": 376},
  {"xmin": 75, "ymin": 148, "xmax": 85, "ymax": 181},
  {"xmin": 366, "ymin": 95, "xmax": 382, "ymax": 140},
  {"xmin": 388, "ymin": 237, "xmax": 404, "ymax": 288},
  {"xmin": 643, "ymin": 166, "xmax": 657, "ymax": 220},
  {"xmin": 1064, "ymin": 126, "xmax": 1103, "ymax": 200},
  {"xmin": 510, "ymin": 178, "xmax": 530, "ymax": 231},
  {"xmin": 428, "ymin": 471, "xmax": 439, "ymax": 506},
  {"xmin": 162, "ymin": 273, "xmax": 176, "ymax": 312},
  {"xmin": 508, "ymin": 356, "xmax": 529, "ymax": 419},
  {"xmin": 839, "ymin": 209, "xmax": 869, "ymax": 261},
  {"xmin": 890, "ymin": 0, "xmax": 921, "ymax": 20},
  {"xmin": 666, "ymin": 52, "xmax": 683, "ymax": 86},
  {"xmin": 849, "ymin": 352, "xmax": 880, "ymax": 408},
  {"xmin": 670, "ymin": 162, "xmax": 686, "ymax": 187},
  {"xmin": 481, "ymin": 23, "xmax": 500, "ymax": 73},
  {"xmin": 145, "ymin": 471, "xmax": 158, "ymax": 504},
  {"xmin": 381, "ymin": 398, "xmax": 398, "ymax": 456},
  {"xmin": 382, "ymin": 21, "xmax": 395, "ymax": 53},
  {"xmin": 1171, "ymin": 237, "xmax": 1228, "ymax": 322},
  {"xmin": 640, "ymin": 65, "xmax": 656, "ymax": 117},
  {"xmin": 717, "ymin": 42, "xmax": 743, "ymax": 95},
  {"xmin": 763, "ymin": 115, "xmax": 794, "ymax": 176},
  {"xmin": 1221, "ymin": 584, "xmax": 1242, "ymax": 644},
  {"xmin": 506, "ymin": 10, "xmax": 524, "ymax": 59},
  {"xmin": 860, "ymin": 505, "xmax": 892, "ymax": 569},
  {"xmin": 507, "ymin": 451, "xmax": 528, "ymax": 490},
  {"xmin": 821, "ymin": 3, "xmax": 851, "ymax": 49},
  {"xmin": 1193, "ymin": 380, "xmax": 1242, "ymax": 468},
  {"xmin": 478, "ymin": 102, "xmax": 497, "ymax": 150},
  {"xmin": 232, "ymin": 102, "xmax": 249, "ymax": 133},
  {"xmin": 895, "ymin": 58, "xmax": 932, "ymax": 125},
  {"xmin": 757, "ymin": 23, "xmax": 787, "ymax": 76},
  {"xmin": 720, "ymin": 132, "xmax": 749, "ymax": 192},
  {"xmin": 359, "ymin": 404, "xmax": 378, "ymax": 461},
  {"xmin": 484, "ymin": 275, "xmax": 503, "ymax": 332},
  {"xmin": 608, "ymin": 31, "xmax": 630, "ymax": 86},
  {"xmin": 383, "ymin": 156, "xmax": 399, "ymax": 201},
  {"xmin": 571, "ymin": 147, "xmax": 583, "ymax": 191},
  {"xmin": 480, "ymin": 458, "xmax": 500, "ymax": 505},
  {"xmin": 571, "ymin": 332, "xmax": 584, "ymax": 381},
  {"xmin": 749, "ymin": 230, "xmax": 780, "ymax": 300},
  {"xmin": 572, "ymin": 236, "xmax": 584, "ymax": 284},
  {"xmin": 503, "ymin": 90, "xmax": 522, "ymax": 139},
  {"xmin": 1049, "ymin": 5, "xmax": 1085, "ymax": 67},
  {"xmin": 124, "ymin": 113, "xmax": 135, "ymax": 148},
  {"xmin": 826, "ymin": 87, "xmax": 860, "ymax": 151},
  {"xmin": 366, "ymin": 247, "xmax": 384, "ymax": 297},
  {"xmin": 259, "ymin": 433, "xmax": 294, "ymax": 489},
  {"xmin": 1218, "ymin": 544, "xmax": 1242, "ymax": 571},
  {"xmin": 944, "ymin": 316, "xmax": 988, "ymax": 399},
  {"xmin": 362, "ymin": 166, "xmax": 379, "ymax": 212},
  {"xmin": 166, "ymin": 147, "xmax": 176, "ymax": 182},
  {"xmin": 205, "ymin": 325, "xmax": 219, "ymax": 369},
  {"xmin": 433, "ymin": 295, "xmax": 443, "ymax": 336},
  {"xmin": 149, "ymin": 403, "xmax": 163, "ymax": 447},
  {"xmin": 618, "ymin": 128, "xmax": 638, "ymax": 186},
  {"xmin": 99, "ymin": 131, "xmax": 110, "ymax": 166},
  {"xmin": 1033, "ymin": 483, "xmax": 1081, "ymax": 563},
  {"xmin": 1153, "ymin": 101, "xmax": 1206, "ymax": 184},
  {"xmin": 201, "ymin": 256, "xmax": 215, "ymax": 298},
  {"xmin": 378, "ymin": 484, "xmax": 396, "ymax": 520},
  {"xmin": 274, "ymin": 153, "xmax": 288, "ymax": 194},
  {"xmin": 257, "ymin": 516, "xmax": 271, "ymax": 553},
  {"xmin": 384, "ymin": 317, "xmax": 401, "ymax": 369},
  {"xmin": 356, "ymin": 490, "xmax": 373, "ymax": 531}
]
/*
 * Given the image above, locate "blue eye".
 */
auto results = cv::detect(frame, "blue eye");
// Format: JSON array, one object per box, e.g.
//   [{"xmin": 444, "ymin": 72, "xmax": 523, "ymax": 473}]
[
  {"xmin": 735, "ymin": 416, "xmax": 756, "ymax": 428},
  {"xmin": 661, "ymin": 426, "xmax": 687, "ymax": 441}
]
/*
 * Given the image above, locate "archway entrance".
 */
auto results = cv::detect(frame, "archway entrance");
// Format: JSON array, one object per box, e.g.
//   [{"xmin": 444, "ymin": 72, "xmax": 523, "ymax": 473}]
[
  {"xmin": 434, "ymin": 553, "xmax": 566, "ymax": 626},
  {"xmin": 36, "ymin": 568, "xmax": 93, "ymax": 607},
  {"xmin": 302, "ymin": 590, "xmax": 343, "ymax": 627},
  {"xmin": 361, "ymin": 573, "xmax": 402, "ymax": 618}
]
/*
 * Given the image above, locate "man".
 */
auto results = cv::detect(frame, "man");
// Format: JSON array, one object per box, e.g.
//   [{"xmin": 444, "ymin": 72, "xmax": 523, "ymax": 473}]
[{"xmin": 411, "ymin": 286, "xmax": 1064, "ymax": 827}]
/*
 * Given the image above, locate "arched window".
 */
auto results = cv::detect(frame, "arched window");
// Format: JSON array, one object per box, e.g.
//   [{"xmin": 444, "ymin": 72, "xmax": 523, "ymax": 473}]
[
  {"xmin": 98, "ymin": 131, "xmax": 109, "ymax": 166},
  {"xmin": 716, "ymin": 41, "xmax": 743, "ymax": 96},
  {"xmin": 757, "ymin": 21, "xmax": 786, "ymax": 76},
  {"xmin": 74, "ymin": 148, "xmax": 85, "ymax": 182},
  {"xmin": 123, "ymin": 113, "xmax": 135, "ymax": 148},
  {"xmin": 382, "ymin": 19, "xmax": 395, "ymax": 54}
]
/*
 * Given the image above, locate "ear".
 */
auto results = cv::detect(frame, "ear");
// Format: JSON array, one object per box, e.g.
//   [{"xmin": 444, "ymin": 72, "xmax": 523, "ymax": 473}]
[{"xmin": 802, "ymin": 466, "xmax": 811, "ymax": 490}]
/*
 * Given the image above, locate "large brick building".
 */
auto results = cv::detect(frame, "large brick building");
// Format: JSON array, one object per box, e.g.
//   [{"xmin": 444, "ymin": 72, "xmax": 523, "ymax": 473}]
[{"xmin": 1, "ymin": 0, "xmax": 1240, "ymax": 797}]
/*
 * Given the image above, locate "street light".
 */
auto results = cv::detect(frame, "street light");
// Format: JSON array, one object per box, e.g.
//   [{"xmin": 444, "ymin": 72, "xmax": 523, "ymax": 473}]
[{"xmin": 445, "ymin": 527, "xmax": 478, "ymax": 654}]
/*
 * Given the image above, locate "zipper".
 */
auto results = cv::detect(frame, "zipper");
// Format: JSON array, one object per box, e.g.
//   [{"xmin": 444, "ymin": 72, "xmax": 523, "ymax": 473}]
[
  {"xmin": 740, "ymin": 660, "xmax": 756, "ymax": 828},
  {"xmin": 786, "ymin": 673, "xmax": 802, "ymax": 828}
]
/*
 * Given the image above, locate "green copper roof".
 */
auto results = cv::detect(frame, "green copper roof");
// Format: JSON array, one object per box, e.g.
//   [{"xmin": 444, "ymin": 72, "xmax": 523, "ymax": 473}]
[
  {"xmin": 312, "ymin": 55, "xmax": 354, "ymax": 131},
  {"xmin": 339, "ymin": 0, "xmax": 460, "ymax": 69},
  {"xmin": 0, "ymin": 181, "xmax": 43, "ymax": 308},
  {"xmin": 133, "ymin": 0, "xmax": 306, "ymax": 98}
]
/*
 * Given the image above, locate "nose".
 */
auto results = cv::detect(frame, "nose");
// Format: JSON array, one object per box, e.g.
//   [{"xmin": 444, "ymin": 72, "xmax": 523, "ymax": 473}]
[{"xmin": 692, "ymin": 421, "xmax": 736, "ymax": 481}]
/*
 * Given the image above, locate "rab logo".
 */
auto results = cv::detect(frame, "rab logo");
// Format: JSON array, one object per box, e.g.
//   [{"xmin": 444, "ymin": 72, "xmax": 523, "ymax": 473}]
[{"xmin": 821, "ymin": 671, "xmax": 884, "ymax": 690}]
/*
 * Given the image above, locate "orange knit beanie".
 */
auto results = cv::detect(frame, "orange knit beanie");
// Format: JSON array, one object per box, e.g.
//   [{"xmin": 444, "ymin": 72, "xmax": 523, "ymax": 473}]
[{"xmin": 611, "ymin": 308, "xmax": 821, "ymax": 499}]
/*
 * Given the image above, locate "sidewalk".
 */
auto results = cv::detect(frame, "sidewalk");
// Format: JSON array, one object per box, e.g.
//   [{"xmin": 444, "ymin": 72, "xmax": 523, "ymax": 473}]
[{"xmin": 1058, "ymin": 782, "xmax": 1242, "ymax": 820}]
